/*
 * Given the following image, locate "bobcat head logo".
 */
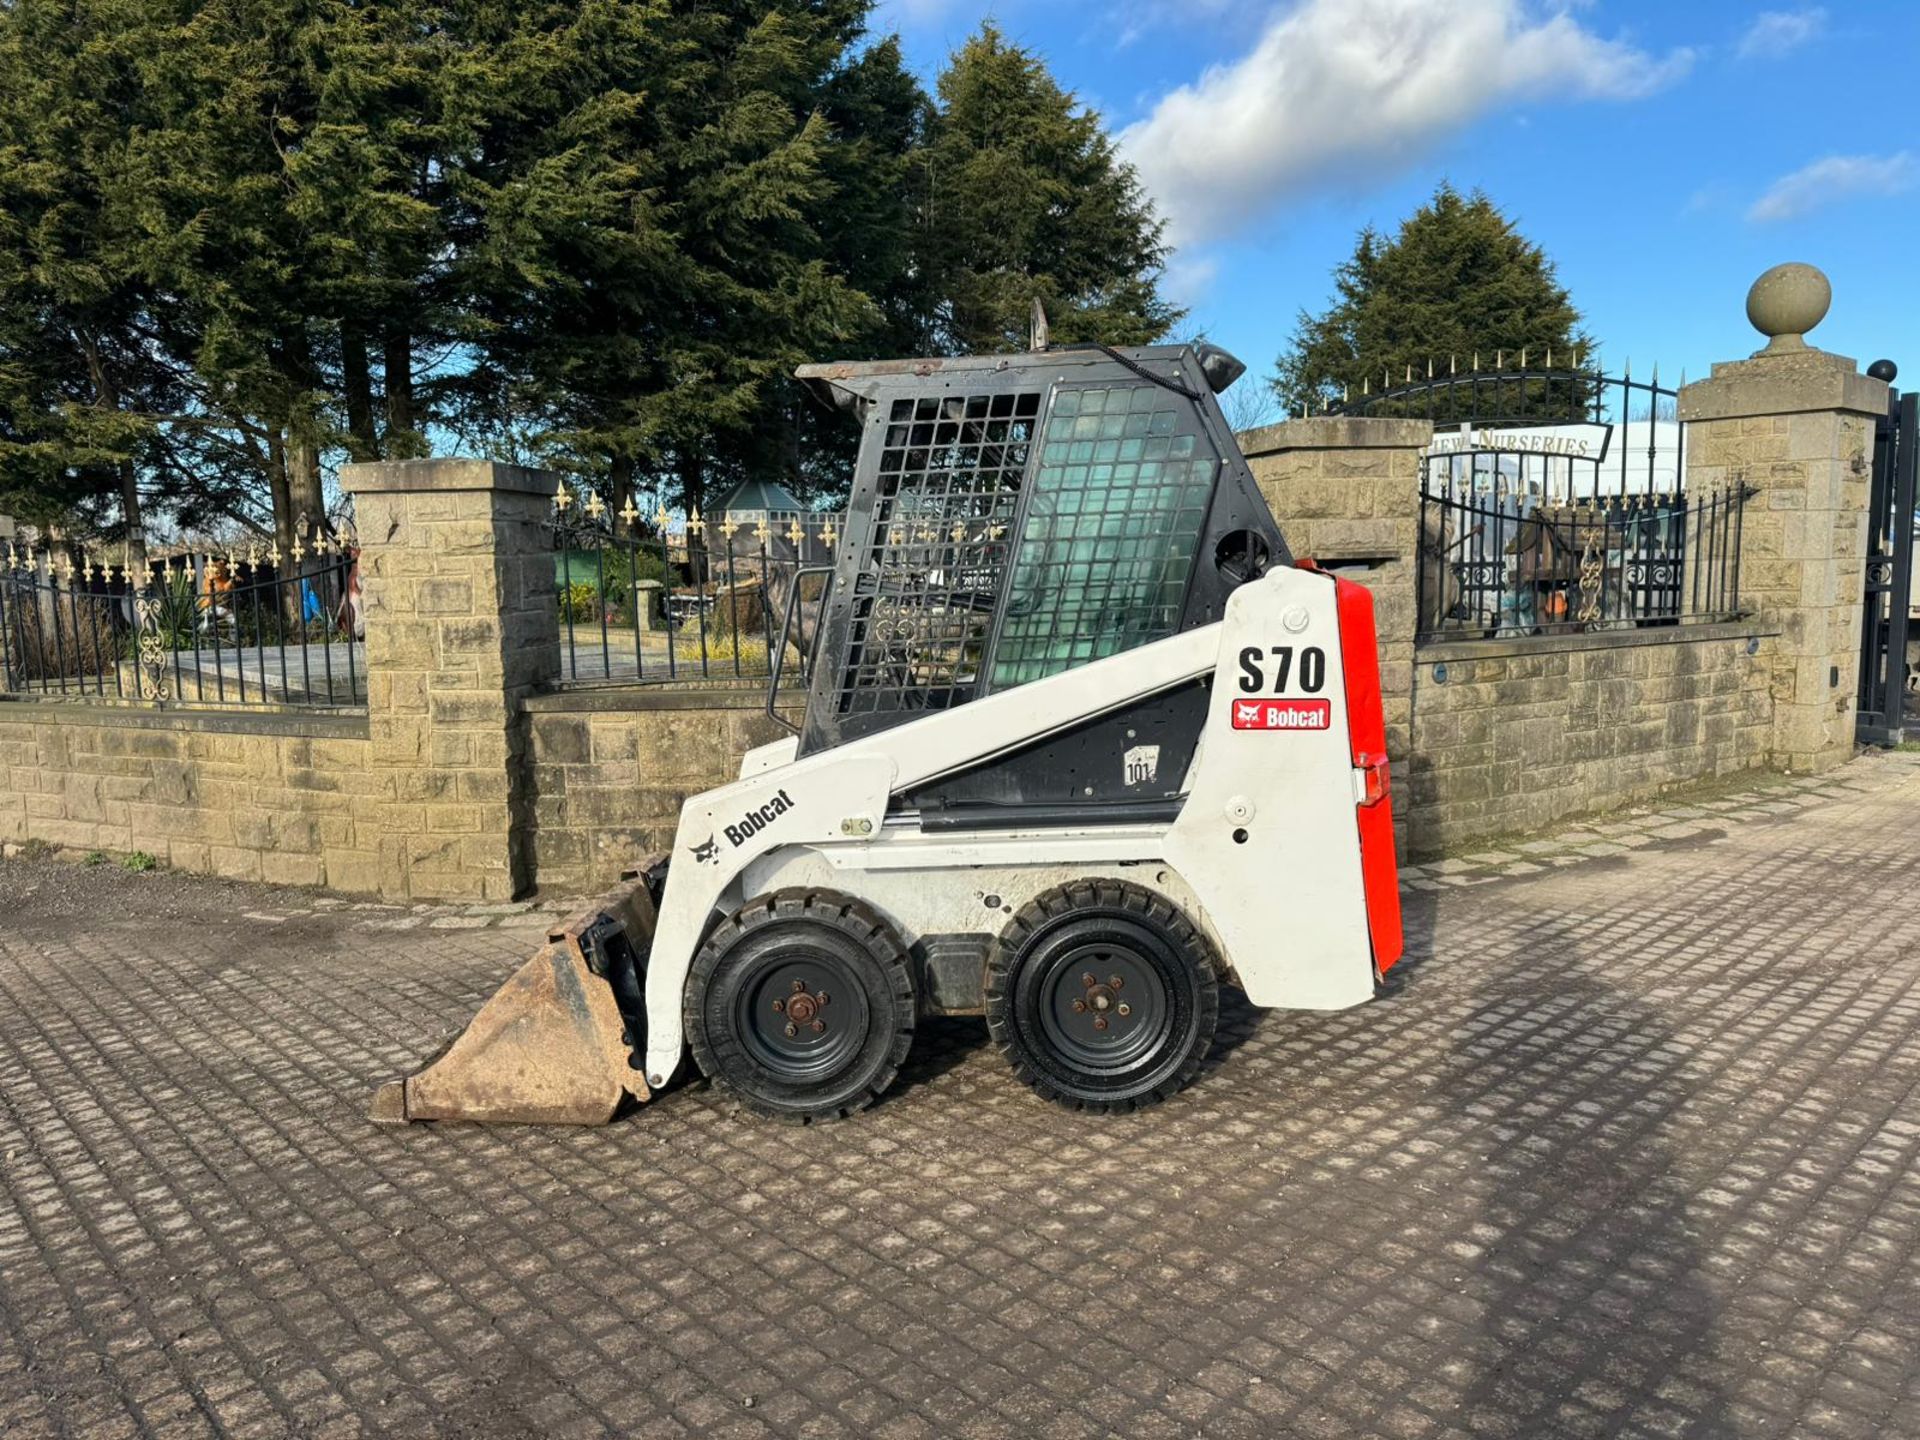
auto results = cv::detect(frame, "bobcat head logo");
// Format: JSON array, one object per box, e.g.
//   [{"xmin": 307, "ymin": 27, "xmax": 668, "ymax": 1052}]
[{"xmin": 689, "ymin": 835, "xmax": 720, "ymax": 866}]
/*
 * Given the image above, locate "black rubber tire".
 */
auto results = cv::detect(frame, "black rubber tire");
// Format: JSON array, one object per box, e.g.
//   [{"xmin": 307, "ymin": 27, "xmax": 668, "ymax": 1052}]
[
  {"xmin": 685, "ymin": 888, "xmax": 916, "ymax": 1123},
  {"xmin": 984, "ymin": 879, "xmax": 1220, "ymax": 1113}
]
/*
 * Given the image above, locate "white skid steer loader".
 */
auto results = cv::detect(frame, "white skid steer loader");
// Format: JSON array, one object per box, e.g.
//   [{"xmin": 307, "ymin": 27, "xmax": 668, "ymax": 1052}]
[{"xmin": 371, "ymin": 337, "xmax": 1403, "ymax": 1126}]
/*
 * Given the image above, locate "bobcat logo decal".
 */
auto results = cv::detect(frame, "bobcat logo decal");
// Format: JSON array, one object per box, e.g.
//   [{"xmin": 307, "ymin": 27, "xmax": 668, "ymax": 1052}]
[{"xmin": 689, "ymin": 835, "xmax": 720, "ymax": 866}]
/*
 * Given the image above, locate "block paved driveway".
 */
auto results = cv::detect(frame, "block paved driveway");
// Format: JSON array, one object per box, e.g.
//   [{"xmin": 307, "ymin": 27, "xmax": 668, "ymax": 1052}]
[{"xmin": 3, "ymin": 755, "xmax": 1918, "ymax": 1440}]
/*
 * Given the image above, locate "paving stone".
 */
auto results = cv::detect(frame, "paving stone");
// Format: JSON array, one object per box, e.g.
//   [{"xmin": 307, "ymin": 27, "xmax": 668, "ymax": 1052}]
[
  {"xmin": 1, "ymin": 755, "xmax": 1917, "ymax": 1439},
  {"xmin": 1649, "ymin": 822, "xmax": 1711, "ymax": 840}
]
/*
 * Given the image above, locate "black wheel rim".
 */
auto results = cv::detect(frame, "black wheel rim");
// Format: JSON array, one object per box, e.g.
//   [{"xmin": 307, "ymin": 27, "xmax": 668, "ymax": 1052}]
[
  {"xmin": 1030, "ymin": 935, "xmax": 1175, "ymax": 1077},
  {"xmin": 732, "ymin": 945, "xmax": 871, "ymax": 1084}
]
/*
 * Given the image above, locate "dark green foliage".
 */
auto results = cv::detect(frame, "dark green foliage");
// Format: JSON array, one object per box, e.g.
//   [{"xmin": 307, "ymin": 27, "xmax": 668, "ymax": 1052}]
[
  {"xmin": 915, "ymin": 25, "xmax": 1179, "ymax": 355},
  {"xmin": 1273, "ymin": 184, "xmax": 1594, "ymax": 420},
  {"xmin": 464, "ymin": 1, "xmax": 890, "ymax": 520},
  {"xmin": 0, "ymin": 5, "xmax": 1180, "ymax": 538}
]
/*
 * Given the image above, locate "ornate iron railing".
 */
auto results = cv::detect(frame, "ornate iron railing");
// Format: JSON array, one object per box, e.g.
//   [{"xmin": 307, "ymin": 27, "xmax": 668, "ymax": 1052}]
[
  {"xmin": 1328, "ymin": 355, "xmax": 1670, "ymax": 425},
  {"xmin": 550, "ymin": 487, "xmax": 839, "ymax": 687},
  {"xmin": 1322, "ymin": 360, "xmax": 1741, "ymax": 641},
  {"xmin": 0, "ymin": 539, "xmax": 365, "ymax": 708},
  {"xmin": 1416, "ymin": 480, "xmax": 1750, "ymax": 641}
]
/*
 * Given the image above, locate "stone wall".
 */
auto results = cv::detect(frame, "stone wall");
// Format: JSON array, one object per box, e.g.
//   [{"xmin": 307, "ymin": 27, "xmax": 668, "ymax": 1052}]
[
  {"xmin": 1404, "ymin": 624, "xmax": 1774, "ymax": 851},
  {"xmin": 0, "ymin": 704, "xmax": 375, "ymax": 887},
  {"xmin": 0, "ymin": 302, "xmax": 1891, "ymax": 892},
  {"xmin": 1245, "ymin": 418, "xmax": 1781, "ymax": 856},
  {"xmin": 342, "ymin": 459, "xmax": 562, "ymax": 901},
  {"xmin": 0, "ymin": 682, "xmax": 789, "ymax": 899},
  {"xmin": 525, "ymin": 687, "xmax": 796, "ymax": 892},
  {"xmin": 1679, "ymin": 351, "xmax": 1883, "ymax": 773},
  {"xmin": 1, "ymin": 460, "xmax": 567, "ymax": 903}
]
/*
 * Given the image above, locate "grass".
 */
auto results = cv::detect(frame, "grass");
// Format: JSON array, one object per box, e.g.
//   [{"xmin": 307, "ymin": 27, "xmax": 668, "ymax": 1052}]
[
  {"xmin": 666, "ymin": 634, "xmax": 799, "ymax": 673},
  {"xmin": 121, "ymin": 851, "xmax": 159, "ymax": 873},
  {"xmin": 84, "ymin": 850, "xmax": 108, "ymax": 866}
]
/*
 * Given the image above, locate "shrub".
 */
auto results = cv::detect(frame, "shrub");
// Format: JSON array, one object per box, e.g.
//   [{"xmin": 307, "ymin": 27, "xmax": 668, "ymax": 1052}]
[{"xmin": 558, "ymin": 582, "xmax": 600, "ymax": 625}]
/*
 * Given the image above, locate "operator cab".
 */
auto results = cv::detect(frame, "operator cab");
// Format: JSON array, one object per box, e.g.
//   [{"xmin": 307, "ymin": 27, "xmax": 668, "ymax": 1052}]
[{"xmin": 791, "ymin": 341, "xmax": 1288, "ymax": 823}]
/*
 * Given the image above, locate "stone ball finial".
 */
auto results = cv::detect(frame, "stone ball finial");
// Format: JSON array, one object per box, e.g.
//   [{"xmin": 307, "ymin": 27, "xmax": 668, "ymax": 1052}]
[{"xmin": 1746, "ymin": 262, "xmax": 1831, "ymax": 353}]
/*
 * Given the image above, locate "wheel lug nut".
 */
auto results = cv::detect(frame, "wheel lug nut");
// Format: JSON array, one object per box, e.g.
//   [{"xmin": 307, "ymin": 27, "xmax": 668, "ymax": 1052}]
[
  {"xmin": 811, "ymin": 1021, "xmax": 825, "ymax": 1034},
  {"xmin": 1093, "ymin": 1017, "xmax": 1109, "ymax": 1031},
  {"xmin": 792, "ymin": 979, "xmax": 806, "ymax": 993},
  {"xmin": 772, "ymin": 999, "xmax": 785, "ymax": 1013},
  {"xmin": 784, "ymin": 1024, "xmax": 798, "ymax": 1038},
  {"xmin": 1109, "ymin": 976, "xmax": 1123, "ymax": 990},
  {"xmin": 1082, "ymin": 973, "xmax": 1096, "ymax": 987},
  {"xmin": 1071, "ymin": 1000, "xmax": 1086, "ymax": 1013},
  {"xmin": 1117, "ymin": 1003, "xmax": 1131, "ymax": 1017},
  {"xmin": 816, "ymin": 992, "xmax": 829, "ymax": 1006}
]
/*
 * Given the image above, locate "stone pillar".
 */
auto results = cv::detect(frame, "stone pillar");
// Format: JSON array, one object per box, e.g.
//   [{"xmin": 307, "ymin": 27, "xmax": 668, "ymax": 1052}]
[
  {"xmin": 340, "ymin": 459, "xmax": 561, "ymax": 900},
  {"xmin": 1238, "ymin": 416, "xmax": 1434, "ymax": 765},
  {"xmin": 1678, "ymin": 265, "xmax": 1888, "ymax": 774}
]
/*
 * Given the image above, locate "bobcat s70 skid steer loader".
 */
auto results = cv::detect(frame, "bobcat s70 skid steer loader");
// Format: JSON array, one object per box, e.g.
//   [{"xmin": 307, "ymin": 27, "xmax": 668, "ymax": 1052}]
[{"xmin": 371, "ymin": 337, "xmax": 1403, "ymax": 1125}]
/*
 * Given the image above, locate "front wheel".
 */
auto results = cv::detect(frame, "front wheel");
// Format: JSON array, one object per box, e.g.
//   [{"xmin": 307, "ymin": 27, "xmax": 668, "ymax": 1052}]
[
  {"xmin": 685, "ymin": 889, "xmax": 916, "ymax": 1122},
  {"xmin": 984, "ymin": 880, "xmax": 1220, "ymax": 1113}
]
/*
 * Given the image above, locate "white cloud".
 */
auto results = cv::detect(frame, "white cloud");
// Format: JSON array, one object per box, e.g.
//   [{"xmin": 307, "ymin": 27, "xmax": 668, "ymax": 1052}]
[
  {"xmin": 1736, "ymin": 8, "xmax": 1826, "ymax": 61},
  {"xmin": 1117, "ymin": 0, "xmax": 1693, "ymax": 250},
  {"xmin": 1746, "ymin": 152, "xmax": 1917, "ymax": 223},
  {"xmin": 1161, "ymin": 252, "xmax": 1223, "ymax": 312}
]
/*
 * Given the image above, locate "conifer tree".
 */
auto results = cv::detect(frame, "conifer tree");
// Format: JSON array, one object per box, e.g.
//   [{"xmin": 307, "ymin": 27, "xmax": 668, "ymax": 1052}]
[
  {"xmin": 0, "ymin": 1, "xmax": 165, "ymax": 545},
  {"xmin": 1273, "ymin": 184, "xmax": 1594, "ymax": 419},
  {"xmin": 0, "ymin": 2, "xmax": 1186, "ymax": 535},
  {"xmin": 915, "ymin": 24, "xmax": 1179, "ymax": 354}
]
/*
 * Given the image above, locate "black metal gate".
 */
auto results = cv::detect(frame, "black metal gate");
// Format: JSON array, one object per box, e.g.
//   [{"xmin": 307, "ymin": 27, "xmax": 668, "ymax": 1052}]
[
  {"xmin": 1328, "ymin": 362, "xmax": 1750, "ymax": 640},
  {"xmin": 1857, "ymin": 363, "xmax": 1916, "ymax": 746}
]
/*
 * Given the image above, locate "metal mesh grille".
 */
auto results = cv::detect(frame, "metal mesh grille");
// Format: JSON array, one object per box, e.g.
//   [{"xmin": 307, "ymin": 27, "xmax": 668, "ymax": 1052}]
[
  {"xmin": 835, "ymin": 391, "xmax": 1040, "ymax": 716},
  {"xmin": 989, "ymin": 384, "xmax": 1217, "ymax": 689}
]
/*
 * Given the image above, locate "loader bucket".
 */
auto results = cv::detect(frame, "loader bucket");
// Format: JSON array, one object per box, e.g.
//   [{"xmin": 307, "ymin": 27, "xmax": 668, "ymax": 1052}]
[{"xmin": 370, "ymin": 874, "xmax": 659, "ymax": 1126}]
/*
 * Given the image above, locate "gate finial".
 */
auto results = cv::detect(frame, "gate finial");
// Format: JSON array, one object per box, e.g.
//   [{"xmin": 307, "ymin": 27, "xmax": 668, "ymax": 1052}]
[{"xmin": 1746, "ymin": 262, "xmax": 1830, "ymax": 354}]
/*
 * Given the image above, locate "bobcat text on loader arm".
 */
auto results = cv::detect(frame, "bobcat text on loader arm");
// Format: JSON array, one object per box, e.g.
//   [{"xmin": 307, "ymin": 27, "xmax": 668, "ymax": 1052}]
[{"xmin": 372, "ymin": 331, "xmax": 1405, "ymax": 1126}]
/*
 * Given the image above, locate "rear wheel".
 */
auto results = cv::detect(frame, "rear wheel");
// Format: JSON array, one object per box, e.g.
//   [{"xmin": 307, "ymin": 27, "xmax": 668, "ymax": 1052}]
[
  {"xmin": 985, "ymin": 880, "xmax": 1219, "ymax": 1113},
  {"xmin": 685, "ymin": 889, "xmax": 915, "ymax": 1122}
]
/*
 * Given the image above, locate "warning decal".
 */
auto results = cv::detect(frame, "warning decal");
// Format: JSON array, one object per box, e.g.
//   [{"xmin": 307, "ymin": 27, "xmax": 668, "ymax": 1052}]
[{"xmin": 1231, "ymin": 698, "xmax": 1332, "ymax": 732}]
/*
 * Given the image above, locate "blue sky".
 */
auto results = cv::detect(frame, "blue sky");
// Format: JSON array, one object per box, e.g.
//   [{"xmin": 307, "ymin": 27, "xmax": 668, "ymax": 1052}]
[{"xmin": 873, "ymin": 0, "xmax": 1919, "ymax": 406}]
